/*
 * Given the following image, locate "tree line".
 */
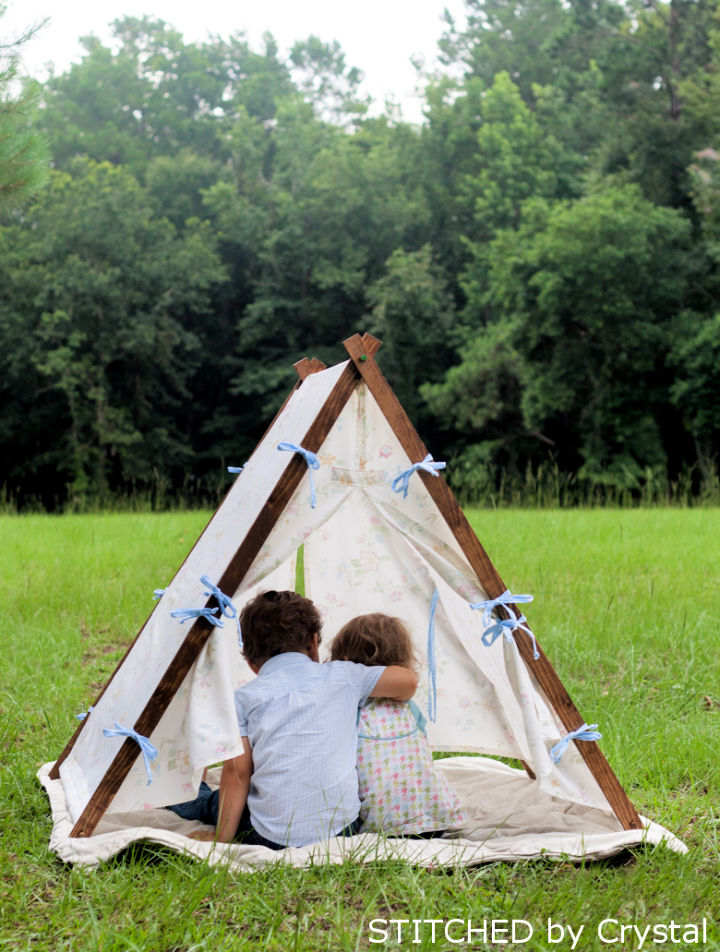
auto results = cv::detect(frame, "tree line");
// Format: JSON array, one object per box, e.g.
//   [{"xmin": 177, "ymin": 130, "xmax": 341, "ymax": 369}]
[{"xmin": 1, "ymin": 1, "xmax": 719, "ymax": 509}]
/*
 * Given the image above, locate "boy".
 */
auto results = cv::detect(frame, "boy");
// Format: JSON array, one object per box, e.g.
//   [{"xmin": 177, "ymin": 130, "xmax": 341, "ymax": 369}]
[{"xmin": 170, "ymin": 590, "xmax": 417, "ymax": 848}]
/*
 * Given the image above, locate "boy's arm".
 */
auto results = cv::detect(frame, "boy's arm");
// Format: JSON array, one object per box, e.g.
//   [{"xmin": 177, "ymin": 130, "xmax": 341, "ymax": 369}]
[
  {"xmin": 369, "ymin": 665, "xmax": 418, "ymax": 702},
  {"xmin": 215, "ymin": 740, "xmax": 253, "ymax": 843}
]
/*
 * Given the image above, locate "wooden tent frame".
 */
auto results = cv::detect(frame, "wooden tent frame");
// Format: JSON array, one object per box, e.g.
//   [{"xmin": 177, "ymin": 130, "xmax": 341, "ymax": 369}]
[{"xmin": 51, "ymin": 332, "xmax": 641, "ymax": 838}]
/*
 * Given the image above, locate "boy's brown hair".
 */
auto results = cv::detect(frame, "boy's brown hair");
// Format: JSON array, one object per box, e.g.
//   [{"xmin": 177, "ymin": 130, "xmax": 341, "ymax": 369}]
[
  {"xmin": 239, "ymin": 590, "xmax": 322, "ymax": 667},
  {"xmin": 329, "ymin": 613, "xmax": 418, "ymax": 670}
]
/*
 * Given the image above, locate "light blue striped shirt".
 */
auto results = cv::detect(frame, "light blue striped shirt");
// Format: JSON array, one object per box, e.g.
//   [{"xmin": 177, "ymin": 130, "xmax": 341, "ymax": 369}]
[{"xmin": 234, "ymin": 652, "xmax": 385, "ymax": 847}]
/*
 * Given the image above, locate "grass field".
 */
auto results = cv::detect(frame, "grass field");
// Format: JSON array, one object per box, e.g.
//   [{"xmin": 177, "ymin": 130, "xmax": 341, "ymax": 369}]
[{"xmin": 1, "ymin": 509, "xmax": 719, "ymax": 951}]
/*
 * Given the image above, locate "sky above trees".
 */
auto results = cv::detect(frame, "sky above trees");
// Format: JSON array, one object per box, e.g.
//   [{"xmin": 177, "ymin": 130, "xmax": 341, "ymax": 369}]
[{"xmin": 2, "ymin": 0, "xmax": 468, "ymax": 123}]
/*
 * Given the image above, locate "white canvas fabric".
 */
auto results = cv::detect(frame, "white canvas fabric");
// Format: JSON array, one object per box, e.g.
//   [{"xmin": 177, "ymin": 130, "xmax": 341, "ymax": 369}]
[{"xmin": 52, "ymin": 360, "xmax": 662, "ymax": 860}]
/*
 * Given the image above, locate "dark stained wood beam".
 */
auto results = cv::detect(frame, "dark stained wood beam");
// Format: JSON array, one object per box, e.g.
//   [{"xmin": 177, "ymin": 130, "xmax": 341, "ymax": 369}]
[
  {"xmin": 342, "ymin": 333, "xmax": 641, "ymax": 831},
  {"xmin": 68, "ymin": 336, "xmax": 380, "ymax": 837}
]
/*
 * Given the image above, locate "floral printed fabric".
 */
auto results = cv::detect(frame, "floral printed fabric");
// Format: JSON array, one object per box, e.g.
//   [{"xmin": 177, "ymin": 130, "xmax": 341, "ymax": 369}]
[{"xmin": 357, "ymin": 698, "xmax": 466, "ymax": 834}]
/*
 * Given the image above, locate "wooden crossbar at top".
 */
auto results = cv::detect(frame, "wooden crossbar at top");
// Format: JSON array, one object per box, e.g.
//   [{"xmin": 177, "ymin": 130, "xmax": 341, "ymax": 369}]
[{"xmin": 294, "ymin": 357, "xmax": 327, "ymax": 379}]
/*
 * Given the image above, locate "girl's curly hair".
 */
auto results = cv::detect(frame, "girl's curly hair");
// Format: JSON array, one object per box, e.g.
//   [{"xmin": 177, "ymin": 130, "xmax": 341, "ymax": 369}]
[{"xmin": 329, "ymin": 613, "xmax": 418, "ymax": 670}]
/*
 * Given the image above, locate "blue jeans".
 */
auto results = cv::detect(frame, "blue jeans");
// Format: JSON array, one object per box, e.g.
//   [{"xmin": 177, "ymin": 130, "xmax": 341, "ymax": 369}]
[{"xmin": 167, "ymin": 782, "xmax": 361, "ymax": 850}]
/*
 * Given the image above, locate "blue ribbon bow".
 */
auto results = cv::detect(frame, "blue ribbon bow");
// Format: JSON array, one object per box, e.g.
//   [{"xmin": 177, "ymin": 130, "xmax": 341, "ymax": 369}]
[
  {"xmin": 481, "ymin": 616, "xmax": 520, "ymax": 648},
  {"xmin": 427, "ymin": 589, "xmax": 439, "ymax": 723},
  {"xmin": 152, "ymin": 588, "xmax": 166, "ymax": 600},
  {"xmin": 480, "ymin": 613, "xmax": 539, "ymax": 660},
  {"xmin": 103, "ymin": 722, "xmax": 159, "ymax": 785},
  {"xmin": 227, "ymin": 466, "xmax": 244, "ymax": 474},
  {"xmin": 549, "ymin": 724, "xmax": 602, "ymax": 764},
  {"xmin": 469, "ymin": 590, "xmax": 534, "ymax": 628},
  {"xmin": 277, "ymin": 442, "xmax": 321, "ymax": 508},
  {"xmin": 470, "ymin": 590, "xmax": 539, "ymax": 659},
  {"xmin": 391, "ymin": 453, "xmax": 446, "ymax": 499},
  {"xmin": 75, "ymin": 705, "xmax": 94, "ymax": 721},
  {"xmin": 170, "ymin": 607, "xmax": 223, "ymax": 627}
]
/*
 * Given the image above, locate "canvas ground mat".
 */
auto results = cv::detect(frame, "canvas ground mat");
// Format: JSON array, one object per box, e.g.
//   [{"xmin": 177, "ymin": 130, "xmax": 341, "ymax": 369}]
[{"xmin": 39, "ymin": 757, "xmax": 686, "ymax": 871}]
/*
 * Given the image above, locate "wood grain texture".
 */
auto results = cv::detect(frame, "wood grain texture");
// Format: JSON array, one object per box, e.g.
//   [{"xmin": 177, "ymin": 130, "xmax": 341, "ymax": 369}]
[
  {"xmin": 293, "ymin": 357, "xmax": 327, "ymax": 379},
  {"xmin": 69, "ymin": 345, "xmax": 377, "ymax": 838},
  {"xmin": 342, "ymin": 333, "xmax": 641, "ymax": 831}
]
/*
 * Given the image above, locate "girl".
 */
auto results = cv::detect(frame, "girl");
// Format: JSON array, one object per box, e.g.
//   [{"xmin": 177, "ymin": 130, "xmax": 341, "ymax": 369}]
[{"xmin": 330, "ymin": 613, "xmax": 465, "ymax": 836}]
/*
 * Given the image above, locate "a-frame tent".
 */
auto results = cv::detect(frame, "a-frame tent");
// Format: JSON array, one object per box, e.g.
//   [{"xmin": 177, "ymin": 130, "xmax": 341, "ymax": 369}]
[{"xmin": 44, "ymin": 332, "xmax": 678, "ymax": 863}]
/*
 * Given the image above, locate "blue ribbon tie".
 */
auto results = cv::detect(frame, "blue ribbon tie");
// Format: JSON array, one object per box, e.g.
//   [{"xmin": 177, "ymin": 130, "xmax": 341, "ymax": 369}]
[
  {"xmin": 514, "ymin": 614, "xmax": 539, "ymax": 659},
  {"xmin": 152, "ymin": 588, "xmax": 166, "ymax": 600},
  {"xmin": 76, "ymin": 705, "xmax": 94, "ymax": 721},
  {"xmin": 427, "ymin": 589, "xmax": 439, "ymax": 723},
  {"xmin": 277, "ymin": 442, "xmax": 321, "ymax": 508},
  {"xmin": 200, "ymin": 575, "xmax": 237, "ymax": 619},
  {"xmin": 227, "ymin": 466, "xmax": 244, "ymax": 474},
  {"xmin": 103, "ymin": 722, "xmax": 159, "ymax": 785},
  {"xmin": 170, "ymin": 607, "xmax": 223, "ymax": 627},
  {"xmin": 469, "ymin": 589, "xmax": 533, "ymax": 628},
  {"xmin": 391, "ymin": 453, "xmax": 446, "ymax": 499},
  {"xmin": 479, "ymin": 614, "xmax": 539, "ymax": 659},
  {"xmin": 549, "ymin": 724, "xmax": 602, "ymax": 764},
  {"xmin": 200, "ymin": 574, "xmax": 243, "ymax": 645},
  {"xmin": 470, "ymin": 590, "xmax": 539, "ymax": 659},
  {"xmin": 481, "ymin": 616, "xmax": 518, "ymax": 647}
]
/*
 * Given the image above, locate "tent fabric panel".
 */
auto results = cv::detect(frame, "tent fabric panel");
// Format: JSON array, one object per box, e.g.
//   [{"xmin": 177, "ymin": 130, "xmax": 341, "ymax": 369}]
[
  {"xmin": 503, "ymin": 655, "xmax": 620, "ymax": 814},
  {"xmin": 304, "ymin": 502, "xmax": 524, "ymax": 760}
]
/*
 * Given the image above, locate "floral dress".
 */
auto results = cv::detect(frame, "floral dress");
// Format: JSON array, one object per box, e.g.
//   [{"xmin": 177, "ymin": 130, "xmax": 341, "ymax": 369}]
[{"xmin": 356, "ymin": 697, "xmax": 465, "ymax": 834}]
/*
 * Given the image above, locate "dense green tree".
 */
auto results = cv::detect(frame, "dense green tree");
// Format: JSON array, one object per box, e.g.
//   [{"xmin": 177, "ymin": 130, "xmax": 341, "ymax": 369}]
[
  {"xmin": 439, "ymin": 0, "xmax": 579, "ymax": 102},
  {"xmin": 289, "ymin": 36, "xmax": 368, "ymax": 124},
  {"xmin": 0, "ymin": 5, "xmax": 718, "ymax": 507},
  {"xmin": 201, "ymin": 105, "xmax": 432, "ymax": 416},
  {"xmin": 438, "ymin": 0, "xmax": 720, "ymax": 209},
  {"xmin": 467, "ymin": 72, "xmax": 561, "ymax": 234},
  {"xmin": 419, "ymin": 73, "xmax": 492, "ymax": 283},
  {"xmin": 588, "ymin": 0, "xmax": 720, "ymax": 207},
  {"xmin": 367, "ymin": 245, "xmax": 455, "ymax": 429},
  {"xmin": 145, "ymin": 149, "xmax": 227, "ymax": 228},
  {"xmin": 456, "ymin": 71, "xmax": 571, "ymax": 326},
  {"xmin": 0, "ymin": 160, "xmax": 225, "ymax": 503},
  {"xmin": 669, "ymin": 311, "xmax": 720, "ymax": 481},
  {"xmin": 667, "ymin": 146, "xmax": 720, "ymax": 479},
  {"xmin": 425, "ymin": 187, "xmax": 691, "ymax": 488}
]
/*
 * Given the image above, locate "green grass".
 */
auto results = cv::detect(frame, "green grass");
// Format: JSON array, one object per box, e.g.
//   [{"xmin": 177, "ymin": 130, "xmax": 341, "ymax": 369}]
[{"xmin": 1, "ymin": 510, "xmax": 719, "ymax": 951}]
